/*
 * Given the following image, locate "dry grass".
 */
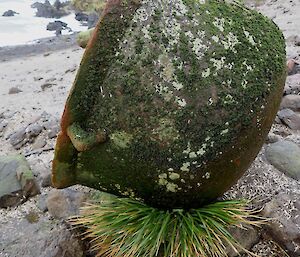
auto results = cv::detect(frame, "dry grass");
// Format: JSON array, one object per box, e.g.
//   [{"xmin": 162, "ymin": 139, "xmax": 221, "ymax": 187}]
[
  {"xmin": 69, "ymin": 198, "xmax": 266, "ymax": 257},
  {"xmin": 71, "ymin": 0, "xmax": 107, "ymax": 12}
]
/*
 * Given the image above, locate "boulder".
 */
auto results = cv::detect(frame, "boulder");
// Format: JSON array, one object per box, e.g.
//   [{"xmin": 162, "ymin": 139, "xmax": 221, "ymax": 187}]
[
  {"xmin": 265, "ymin": 140, "xmax": 300, "ymax": 180},
  {"xmin": 262, "ymin": 193, "xmax": 300, "ymax": 257},
  {"xmin": 284, "ymin": 74, "xmax": 300, "ymax": 95},
  {"xmin": 0, "ymin": 155, "xmax": 39, "ymax": 208},
  {"xmin": 2, "ymin": 10, "xmax": 18, "ymax": 17},
  {"xmin": 52, "ymin": 0, "xmax": 286, "ymax": 209}
]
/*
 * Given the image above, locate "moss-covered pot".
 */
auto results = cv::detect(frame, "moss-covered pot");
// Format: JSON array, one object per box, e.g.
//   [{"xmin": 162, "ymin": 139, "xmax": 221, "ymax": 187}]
[{"xmin": 52, "ymin": 0, "xmax": 286, "ymax": 209}]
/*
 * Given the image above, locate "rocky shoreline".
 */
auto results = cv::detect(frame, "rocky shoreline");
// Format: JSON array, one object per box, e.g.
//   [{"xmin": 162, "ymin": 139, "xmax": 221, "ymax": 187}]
[{"xmin": 1, "ymin": 0, "xmax": 300, "ymax": 256}]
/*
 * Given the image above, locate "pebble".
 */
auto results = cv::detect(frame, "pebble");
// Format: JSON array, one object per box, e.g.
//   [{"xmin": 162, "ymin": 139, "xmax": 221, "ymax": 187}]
[
  {"xmin": 8, "ymin": 87, "xmax": 23, "ymax": 94},
  {"xmin": 280, "ymin": 95, "xmax": 300, "ymax": 111},
  {"xmin": 277, "ymin": 108, "xmax": 300, "ymax": 130},
  {"xmin": 265, "ymin": 140, "xmax": 300, "ymax": 180},
  {"xmin": 262, "ymin": 193, "xmax": 300, "ymax": 257},
  {"xmin": 9, "ymin": 128, "xmax": 26, "ymax": 149},
  {"xmin": 26, "ymin": 124, "xmax": 43, "ymax": 138},
  {"xmin": 46, "ymin": 189, "xmax": 87, "ymax": 219}
]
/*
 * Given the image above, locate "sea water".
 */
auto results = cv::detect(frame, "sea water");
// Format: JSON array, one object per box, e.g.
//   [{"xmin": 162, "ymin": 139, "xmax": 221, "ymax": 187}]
[{"xmin": 0, "ymin": 0, "xmax": 88, "ymax": 47}]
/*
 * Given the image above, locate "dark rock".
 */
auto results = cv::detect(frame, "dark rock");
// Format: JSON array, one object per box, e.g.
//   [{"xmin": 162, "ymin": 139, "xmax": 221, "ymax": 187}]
[
  {"xmin": 31, "ymin": 0, "xmax": 69, "ymax": 18},
  {"xmin": 75, "ymin": 12, "xmax": 89, "ymax": 22},
  {"xmin": 2, "ymin": 10, "xmax": 19, "ymax": 17},
  {"xmin": 265, "ymin": 140, "xmax": 300, "ymax": 180},
  {"xmin": 8, "ymin": 87, "xmax": 22, "ymax": 94},
  {"xmin": 26, "ymin": 124, "xmax": 43, "ymax": 138},
  {"xmin": 262, "ymin": 193, "xmax": 300, "ymax": 257},
  {"xmin": 280, "ymin": 95, "xmax": 300, "ymax": 111},
  {"xmin": 9, "ymin": 128, "xmax": 26, "ymax": 149},
  {"xmin": 225, "ymin": 225, "xmax": 260, "ymax": 257},
  {"xmin": 284, "ymin": 74, "xmax": 300, "ymax": 95},
  {"xmin": 0, "ymin": 218, "xmax": 85, "ymax": 257},
  {"xmin": 0, "ymin": 155, "xmax": 39, "ymax": 208},
  {"xmin": 47, "ymin": 189, "xmax": 87, "ymax": 219},
  {"xmin": 46, "ymin": 20, "xmax": 71, "ymax": 36},
  {"xmin": 41, "ymin": 82, "xmax": 56, "ymax": 90},
  {"xmin": 277, "ymin": 108, "xmax": 300, "ymax": 130},
  {"xmin": 87, "ymin": 12, "xmax": 99, "ymax": 28}
]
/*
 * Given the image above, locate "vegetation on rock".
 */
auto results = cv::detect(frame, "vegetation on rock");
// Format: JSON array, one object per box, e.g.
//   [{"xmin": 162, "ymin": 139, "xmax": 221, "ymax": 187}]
[{"xmin": 71, "ymin": 0, "xmax": 106, "ymax": 12}]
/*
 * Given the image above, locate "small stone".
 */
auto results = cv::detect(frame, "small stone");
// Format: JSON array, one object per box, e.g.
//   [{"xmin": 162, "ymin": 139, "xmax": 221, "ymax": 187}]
[
  {"xmin": 225, "ymin": 225, "xmax": 260, "ymax": 257},
  {"xmin": 26, "ymin": 124, "xmax": 43, "ymax": 138},
  {"xmin": 284, "ymin": 74, "xmax": 300, "ymax": 95},
  {"xmin": 37, "ymin": 194, "xmax": 48, "ymax": 212},
  {"xmin": 31, "ymin": 137, "xmax": 47, "ymax": 150},
  {"xmin": 47, "ymin": 125, "xmax": 60, "ymax": 139},
  {"xmin": 280, "ymin": 95, "xmax": 300, "ymax": 112},
  {"xmin": 0, "ymin": 120, "xmax": 8, "ymax": 133},
  {"xmin": 262, "ymin": 193, "xmax": 300, "ymax": 257},
  {"xmin": 9, "ymin": 128, "xmax": 26, "ymax": 149},
  {"xmin": 8, "ymin": 87, "xmax": 22, "ymax": 94},
  {"xmin": 265, "ymin": 140, "xmax": 300, "ymax": 180},
  {"xmin": 41, "ymin": 83, "xmax": 56, "ymax": 91},
  {"xmin": 47, "ymin": 189, "xmax": 87, "ymax": 219},
  {"xmin": 265, "ymin": 132, "xmax": 281, "ymax": 144},
  {"xmin": 34, "ymin": 76, "xmax": 43, "ymax": 81},
  {"xmin": 287, "ymin": 59, "xmax": 300, "ymax": 75},
  {"xmin": 277, "ymin": 108, "xmax": 300, "ymax": 130},
  {"xmin": 0, "ymin": 155, "xmax": 39, "ymax": 208}
]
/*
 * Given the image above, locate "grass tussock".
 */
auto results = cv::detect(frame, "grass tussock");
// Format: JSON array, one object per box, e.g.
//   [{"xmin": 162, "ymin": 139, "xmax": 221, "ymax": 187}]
[
  {"xmin": 72, "ymin": 0, "xmax": 107, "ymax": 12},
  {"xmin": 70, "ymin": 198, "xmax": 266, "ymax": 257}
]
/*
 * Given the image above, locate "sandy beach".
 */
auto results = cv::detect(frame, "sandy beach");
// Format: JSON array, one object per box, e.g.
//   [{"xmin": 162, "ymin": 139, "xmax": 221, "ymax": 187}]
[{"xmin": 0, "ymin": 0, "xmax": 300, "ymax": 256}]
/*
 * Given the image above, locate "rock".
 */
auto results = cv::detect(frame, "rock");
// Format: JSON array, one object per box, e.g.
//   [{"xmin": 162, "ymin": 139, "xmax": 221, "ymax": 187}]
[
  {"xmin": 277, "ymin": 108, "xmax": 300, "ymax": 130},
  {"xmin": 87, "ymin": 12, "xmax": 99, "ymax": 28},
  {"xmin": 287, "ymin": 59, "xmax": 300, "ymax": 75},
  {"xmin": 0, "ymin": 155, "xmax": 39, "ymax": 208},
  {"xmin": 265, "ymin": 141, "xmax": 300, "ymax": 180},
  {"xmin": 75, "ymin": 11, "xmax": 89, "ymax": 22},
  {"xmin": 2, "ymin": 10, "xmax": 18, "ymax": 17},
  {"xmin": 41, "ymin": 82, "xmax": 56, "ymax": 90},
  {"xmin": 0, "ymin": 120, "xmax": 8, "ymax": 133},
  {"xmin": 47, "ymin": 189, "xmax": 87, "ymax": 219},
  {"xmin": 262, "ymin": 193, "xmax": 300, "ymax": 257},
  {"xmin": 32, "ymin": 137, "xmax": 47, "ymax": 150},
  {"xmin": 8, "ymin": 87, "xmax": 22, "ymax": 94},
  {"xmin": 9, "ymin": 128, "xmax": 26, "ymax": 149},
  {"xmin": 52, "ymin": 0, "xmax": 286, "ymax": 209},
  {"xmin": 47, "ymin": 125, "xmax": 60, "ymax": 139},
  {"xmin": 46, "ymin": 20, "xmax": 71, "ymax": 36},
  {"xmin": 26, "ymin": 123, "xmax": 43, "ymax": 138},
  {"xmin": 31, "ymin": 0, "xmax": 69, "ymax": 18},
  {"xmin": 225, "ymin": 225, "xmax": 260, "ymax": 257},
  {"xmin": 280, "ymin": 95, "xmax": 300, "ymax": 111},
  {"xmin": 265, "ymin": 132, "xmax": 281, "ymax": 144},
  {"xmin": 76, "ymin": 28, "xmax": 94, "ymax": 48},
  {"xmin": 37, "ymin": 194, "xmax": 48, "ymax": 212},
  {"xmin": 284, "ymin": 74, "xmax": 300, "ymax": 95},
  {"xmin": 0, "ymin": 217, "xmax": 85, "ymax": 257}
]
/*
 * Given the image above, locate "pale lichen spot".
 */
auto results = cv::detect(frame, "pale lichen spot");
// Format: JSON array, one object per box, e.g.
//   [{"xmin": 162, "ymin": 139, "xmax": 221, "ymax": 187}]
[
  {"xmin": 244, "ymin": 30, "xmax": 257, "ymax": 46},
  {"xmin": 166, "ymin": 183, "xmax": 179, "ymax": 192},
  {"xmin": 202, "ymin": 67, "xmax": 211, "ymax": 78},
  {"xmin": 189, "ymin": 152, "xmax": 197, "ymax": 159},
  {"xmin": 169, "ymin": 172, "xmax": 180, "ymax": 180},
  {"xmin": 180, "ymin": 162, "xmax": 190, "ymax": 172},
  {"xmin": 213, "ymin": 17, "xmax": 225, "ymax": 32},
  {"xmin": 172, "ymin": 81, "xmax": 184, "ymax": 90},
  {"xmin": 221, "ymin": 129, "xmax": 229, "ymax": 135},
  {"xmin": 110, "ymin": 131, "xmax": 133, "ymax": 148},
  {"xmin": 203, "ymin": 172, "xmax": 211, "ymax": 179}
]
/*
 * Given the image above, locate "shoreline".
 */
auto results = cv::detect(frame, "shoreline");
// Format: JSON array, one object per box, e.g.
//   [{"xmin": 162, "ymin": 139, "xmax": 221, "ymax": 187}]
[{"xmin": 0, "ymin": 33, "xmax": 80, "ymax": 62}]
